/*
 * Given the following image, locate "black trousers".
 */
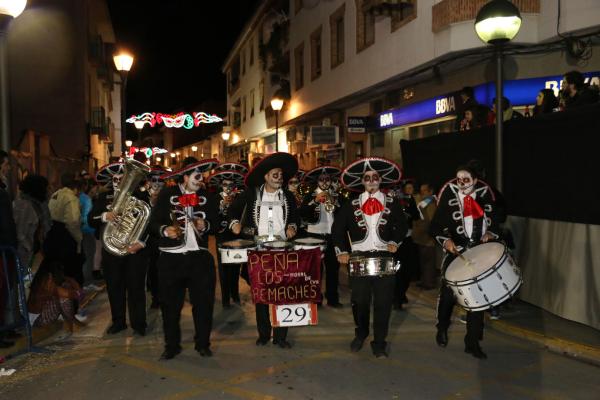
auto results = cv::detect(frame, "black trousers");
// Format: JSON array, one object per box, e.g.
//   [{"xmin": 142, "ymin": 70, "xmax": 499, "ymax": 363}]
[
  {"xmin": 394, "ymin": 236, "xmax": 419, "ymax": 305},
  {"xmin": 158, "ymin": 250, "xmax": 216, "ymax": 351},
  {"xmin": 255, "ymin": 303, "xmax": 288, "ymax": 341},
  {"xmin": 436, "ymin": 254, "xmax": 484, "ymax": 346},
  {"xmin": 102, "ymin": 249, "xmax": 148, "ymax": 330},
  {"xmin": 307, "ymin": 233, "xmax": 340, "ymax": 304},
  {"xmin": 350, "ymin": 275, "xmax": 395, "ymax": 349},
  {"xmin": 147, "ymin": 246, "xmax": 160, "ymax": 303},
  {"xmin": 216, "ymin": 252, "xmax": 241, "ymax": 306}
]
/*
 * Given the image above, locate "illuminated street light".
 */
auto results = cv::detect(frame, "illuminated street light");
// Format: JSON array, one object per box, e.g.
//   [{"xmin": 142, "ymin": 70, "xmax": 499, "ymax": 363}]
[
  {"xmin": 114, "ymin": 51, "xmax": 135, "ymax": 153},
  {"xmin": 125, "ymin": 140, "xmax": 133, "ymax": 147},
  {"xmin": 271, "ymin": 96, "xmax": 284, "ymax": 152},
  {"xmin": 191, "ymin": 145, "xmax": 198, "ymax": 152}
]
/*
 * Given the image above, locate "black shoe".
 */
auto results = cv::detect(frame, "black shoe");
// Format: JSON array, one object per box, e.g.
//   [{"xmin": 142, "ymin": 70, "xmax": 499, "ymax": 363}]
[
  {"xmin": 133, "ymin": 327, "xmax": 146, "ymax": 336},
  {"xmin": 196, "ymin": 347, "xmax": 213, "ymax": 357},
  {"xmin": 160, "ymin": 346, "xmax": 182, "ymax": 360},
  {"xmin": 256, "ymin": 337, "xmax": 269, "ymax": 346},
  {"xmin": 107, "ymin": 324, "xmax": 127, "ymax": 335},
  {"xmin": 350, "ymin": 337, "xmax": 365, "ymax": 352},
  {"xmin": 327, "ymin": 302, "xmax": 343, "ymax": 309},
  {"xmin": 370, "ymin": 341, "xmax": 388, "ymax": 358},
  {"xmin": 436, "ymin": 329, "xmax": 448, "ymax": 347},
  {"xmin": 465, "ymin": 343, "xmax": 487, "ymax": 359},
  {"xmin": 272, "ymin": 339, "xmax": 292, "ymax": 349},
  {"xmin": 0, "ymin": 340, "xmax": 14, "ymax": 348}
]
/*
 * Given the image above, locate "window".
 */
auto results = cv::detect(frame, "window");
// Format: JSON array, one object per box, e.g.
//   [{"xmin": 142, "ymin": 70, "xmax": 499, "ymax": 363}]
[
  {"xmin": 294, "ymin": 0, "xmax": 303, "ymax": 15},
  {"xmin": 250, "ymin": 89, "xmax": 255, "ymax": 117},
  {"xmin": 310, "ymin": 26, "xmax": 322, "ymax": 81},
  {"xmin": 391, "ymin": 0, "xmax": 417, "ymax": 32},
  {"xmin": 241, "ymin": 49, "xmax": 246, "ymax": 75},
  {"xmin": 356, "ymin": 0, "xmax": 375, "ymax": 52},
  {"xmin": 242, "ymin": 95, "xmax": 247, "ymax": 122},
  {"xmin": 259, "ymin": 80, "xmax": 265, "ymax": 110},
  {"xmin": 330, "ymin": 4, "xmax": 345, "ymax": 69},
  {"xmin": 249, "ymin": 37, "xmax": 254, "ymax": 66},
  {"xmin": 294, "ymin": 42, "xmax": 304, "ymax": 91}
]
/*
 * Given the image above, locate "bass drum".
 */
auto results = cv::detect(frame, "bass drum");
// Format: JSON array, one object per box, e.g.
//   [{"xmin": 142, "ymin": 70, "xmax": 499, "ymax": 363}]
[
  {"xmin": 262, "ymin": 240, "xmax": 293, "ymax": 251},
  {"xmin": 444, "ymin": 242, "xmax": 522, "ymax": 312},
  {"xmin": 218, "ymin": 239, "xmax": 256, "ymax": 264}
]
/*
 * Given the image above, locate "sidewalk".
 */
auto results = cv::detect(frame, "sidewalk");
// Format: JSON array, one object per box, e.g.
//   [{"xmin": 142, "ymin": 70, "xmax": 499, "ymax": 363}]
[{"xmin": 406, "ymin": 284, "xmax": 600, "ymax": 366}]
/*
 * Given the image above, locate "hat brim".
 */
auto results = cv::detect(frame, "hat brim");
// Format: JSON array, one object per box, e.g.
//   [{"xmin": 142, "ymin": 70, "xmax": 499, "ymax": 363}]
[
  {"xmin": 341, "ymin": 157, "xmax": 402, "ymax": 192},
  {"xmin": 303, "ymin": 166, "xmax": 341, "ymax": 183},
  {"xmin": 207, "ymin": 170, "xmax": 246, "ymax": 189},
  {"xmin": 214, "ymin": 162, "xmax": 248, "ymax": 174},
  {"xmin": 163, "ymin": 158, "xmax": 219, "ymax": 180},
  {"xmin": 96, "ymin": 163, "xmax": 125, "ymax": 185},
  {"xmin": 244, "ymin": 152, "xmax": 298, "ymax": 188}
]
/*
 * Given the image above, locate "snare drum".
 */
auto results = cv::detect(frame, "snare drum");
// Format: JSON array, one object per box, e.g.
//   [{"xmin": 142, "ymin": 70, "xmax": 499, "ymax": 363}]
[
  {"xmin": 348, "ymin": 256, "xmax": 400, "ymax": 277},
  {"xmin": 444, "ymin": 242, "xmax": 522, "ymax": 312},
  {"xmin": 293, "ymin": 237, "xmax": 326, "ymax": 252},
  {"xmin": 218, "ymin": 239, "xmax": 256, "ymax": 264},
  {"xmin": 262, "ymin": 240, "xmax": 293, "ymax": 251}
]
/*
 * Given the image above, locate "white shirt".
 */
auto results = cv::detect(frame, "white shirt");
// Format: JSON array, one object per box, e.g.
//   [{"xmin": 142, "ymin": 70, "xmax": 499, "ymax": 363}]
[
  {"xmin": 457, "ymin": 189, "xmax": 488, "ymax": 239},
  {"xmin": 351, "ymin": 191, "xmax": 390, "ymax": 252},
  {"xmin": 257, "ymin": 189, "xmax": 286, "ymax": 239},
  {"xmin": 163, "ymin": 187, "xmax": 202, "ymax": 253},
  {"xmin": 307, "ymin": 188, "xmax": 334, "ymax": 235}
]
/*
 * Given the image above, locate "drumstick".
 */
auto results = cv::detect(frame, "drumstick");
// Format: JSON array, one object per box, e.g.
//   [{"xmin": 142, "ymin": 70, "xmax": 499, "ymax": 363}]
[{"xmin": 457, "ymin": 252, "xmax": 473, "ymax": 267}]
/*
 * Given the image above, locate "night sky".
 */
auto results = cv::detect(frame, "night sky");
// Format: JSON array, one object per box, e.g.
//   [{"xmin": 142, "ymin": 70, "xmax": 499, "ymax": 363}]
[{"xmin": 106, "ymin": 0, "xmax": 261, "ymax": 115}]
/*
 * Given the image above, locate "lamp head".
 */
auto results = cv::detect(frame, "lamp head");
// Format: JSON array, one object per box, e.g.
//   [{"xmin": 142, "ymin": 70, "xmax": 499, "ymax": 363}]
[
  {"xmin": 222, "ymin": 131, "xmax": 231, "ymax": 141},
  {"xmin": 125, "ymin": 140, "xmax": 133, "ymax": 147},
  {"xmin": 133, "ymin": 120, "xmax": 145, "ymax": 130},
  {"xmin": 113, "ymin": 52, "xmax": 134, "ymax": 72},
  {"xmin": 475, "ymin": 0, "xmax": 522, "ymax": 44},
  {"xmin": 0, "ymin": 0, "xmax": 27, "ymax": 18},
  {"xmin": 271, "ymin": 97, "xmax": 284, "ymax": 111}
]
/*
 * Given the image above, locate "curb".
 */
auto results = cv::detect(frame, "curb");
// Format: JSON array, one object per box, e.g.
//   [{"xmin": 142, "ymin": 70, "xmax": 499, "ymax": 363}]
[{"xmin": 407, "ymin": 286, "xmax": 600, "ymax": 367}]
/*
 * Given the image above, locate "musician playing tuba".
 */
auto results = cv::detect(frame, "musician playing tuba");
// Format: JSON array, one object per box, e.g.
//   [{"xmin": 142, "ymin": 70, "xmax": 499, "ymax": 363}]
[{"xmin": 89, "ymin": 155, "xmax": 151, "ymax": 337}]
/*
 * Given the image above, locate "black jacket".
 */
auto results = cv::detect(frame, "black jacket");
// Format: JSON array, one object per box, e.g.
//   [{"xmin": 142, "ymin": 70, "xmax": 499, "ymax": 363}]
[
  {"xmin": 331, "ymin": 192, "xmax": 408, "ymax": 255},
  {"xmin": 228, "ymin": 186, "xmax": 299, "ymax": 240},
  {"xmin": 148, "ymin": 185, "xmax": 219, "ymax": 251},
  {"xmin": 0, "ymin": 186, "xmax": 17, "ymax": 247},
  {"xmin": 298, "ymin": 189, "xmax": 341, "ymax": 226}
]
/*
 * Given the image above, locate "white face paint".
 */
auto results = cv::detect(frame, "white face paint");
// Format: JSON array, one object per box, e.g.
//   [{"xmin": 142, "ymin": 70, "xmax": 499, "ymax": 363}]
[
  {"xmin": 185, "ymin": 172, "xmax": 203, "ymax": 192},
  {"xmin": 287, "ymin": 178, "xmax": 299, "ymax": 193},
  {"xmin": 112, "ymin": 174, "xmax": 124, "ymax": 192},
  {"xmin": 264, "ymin": 168, "xmax": 283, "ymax": 191},
  {"xmin": 456, "ymin": 170, "xmax": 477, "ymax": 194},
  {"xmin": 362, "ymin": 171, "xmax": 380, "ymax": 194},
  {"xmin": 318, "ymin": 175, "xmax": 332, "ymax": 191},
  {"xmin": 221, "ymin": 179, "xmax": 234, "ymax": 195}
]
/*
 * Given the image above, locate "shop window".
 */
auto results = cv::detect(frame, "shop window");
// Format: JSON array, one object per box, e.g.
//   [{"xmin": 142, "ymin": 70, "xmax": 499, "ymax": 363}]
[
  {"xmin": 356, "ymin": 0, "xmax": 375, "ymax": 53},
  {"xmin": 294, "ymin": 42, "xmax": 305, "ymax": 91},
  {"xmin": 391, "ymin": 0, "xmax": 417, "ymax": 32},
  {"xmin": 310, "ymin": 26, "xmax": 322, "ymax": 81},
  {"xmin": 330, "ymin": 4, "xmax": 345, "ymax": 69}
]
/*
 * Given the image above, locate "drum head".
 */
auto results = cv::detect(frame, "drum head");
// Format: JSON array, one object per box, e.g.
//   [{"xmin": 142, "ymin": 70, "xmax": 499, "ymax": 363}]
[
  {"xmin": 445, "ymin": 242, "xmax": 506, "ymax": 282},
  {"xmin": 294, "ymin": 237, "xmax": 325, "ymax": 245},
  {"xmin": 220, "ymin": 239, "xmax": 256, "ymax": 249},
  {"xmin": 263, "ymin": 240, "xmax": 292, "ymax": 249}
]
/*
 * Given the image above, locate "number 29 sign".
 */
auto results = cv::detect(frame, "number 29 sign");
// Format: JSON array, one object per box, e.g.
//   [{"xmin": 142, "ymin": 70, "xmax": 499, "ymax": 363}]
[{"xmin": 270, "ymin": 303, "xmax": 318, "ymax": 327}]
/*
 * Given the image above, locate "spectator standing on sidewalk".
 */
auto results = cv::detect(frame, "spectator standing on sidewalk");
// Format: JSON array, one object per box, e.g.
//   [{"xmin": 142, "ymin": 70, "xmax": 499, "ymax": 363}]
[
  {"xmin": 455, "ymin": 87, "xmax": 478, "ymax": 131},
  {"xmin": 412, "ymin": 183, "xmax": 440, "ymax": 290},
  {"xmin": 79, "ymin": 178, "xmax": 101, "ymax": 291},
  {"xmin": 533, "ymin": 89, "xmax": 558, "ymax": 116},
  {"xmin": 562, "ymin": 70, "xmax": 600, "ymax": 109}
]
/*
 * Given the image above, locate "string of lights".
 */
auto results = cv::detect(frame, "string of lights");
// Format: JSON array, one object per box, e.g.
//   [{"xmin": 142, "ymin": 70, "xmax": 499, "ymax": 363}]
[{"xmin": 126, "ymin": 112, "xmax": 223, "ymax": 129}]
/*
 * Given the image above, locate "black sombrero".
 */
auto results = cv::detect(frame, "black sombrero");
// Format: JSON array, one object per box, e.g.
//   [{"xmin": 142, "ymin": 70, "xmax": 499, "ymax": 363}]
[
  {"xmin": 340, "ymin": 157, "xmax": 402, "ymax": 192},
  {"xmin": 207, "ymin": 170, "xmax": 246, "ymax": 189},
  {"xmin": 214, "ymin": 162, "xmax": 248, "ymax": 174},
  {"xmin": 162, "ymin": 158, "xmax": 219, "ymax": 180},
  {"xmin": 96, "ymin": 162, "xmax": 125, "ymax": 186},
  {"xmin": 303, "ymin": 166, "xmax": 341, "ymax": 184},
  {"xmin": 149, "ymin": 167, "xmax": 166, "ymax": 183},
  {"xmin": 244, "ymin": 152, "xmax": 298, "ymax": 188}
]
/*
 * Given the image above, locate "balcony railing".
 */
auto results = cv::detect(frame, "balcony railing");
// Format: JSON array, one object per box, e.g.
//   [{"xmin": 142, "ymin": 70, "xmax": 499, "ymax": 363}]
[{"xmin": 432, "ymin": 0, "xmax": 540, "ymax": 33}]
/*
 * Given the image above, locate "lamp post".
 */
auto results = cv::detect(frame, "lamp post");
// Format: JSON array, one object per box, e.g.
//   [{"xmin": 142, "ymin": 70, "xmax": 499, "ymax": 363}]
[
  {"xmin": 0, "ymin": 0, "xmax": 26, "ymax": 151},
  {"xmin": 113, "ymin": 51, "xmax": 134, "ymax": 154},
  {"xmin": 270, "ymin": 96, "xmax": 283, "ymax": 153},
  {"xmin": 475, "ymin": 0, "xmax": 521, "ymax": 192},
  {"xmin": 133, "ymin": 120, "xmax": 145, "ymax": 147}
]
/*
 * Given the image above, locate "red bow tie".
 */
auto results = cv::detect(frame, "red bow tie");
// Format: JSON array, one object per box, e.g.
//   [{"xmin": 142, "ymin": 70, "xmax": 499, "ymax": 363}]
[
  {"xmin": 362, "ymin": 196, "xmax": 384, "ymax": 216},
  {"xmin": 463, "ymin": 195, "xmax": 484, "ymax": 219},
  {"xmin": 178, "ymin": 193, "xmax": 199, "ymax": 207}
]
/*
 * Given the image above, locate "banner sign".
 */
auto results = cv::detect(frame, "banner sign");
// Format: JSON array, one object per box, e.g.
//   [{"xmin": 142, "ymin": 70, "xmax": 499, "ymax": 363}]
[
  {"xmin": 347, "ymin": 116, "xmax": 368, "ymax": 133},
  {"xmin": 248, "ymin": 248, "xmax": 322, "ymax": 305}
]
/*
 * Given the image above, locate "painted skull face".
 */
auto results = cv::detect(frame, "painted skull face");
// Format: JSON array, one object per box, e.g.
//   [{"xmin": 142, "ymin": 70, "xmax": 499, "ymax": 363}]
[
  {"xmin": 362, "ymin": 171, "xmax": 380, "ymax": 193},
  {"xmin": 221, "ymin": 179, "xmax": 234, "ymax": 195},
  {"xmin": 456, "ymin": 170, "xmax": 477, "ymax": 194},
  {"xmin": 318, "ymin": 174, "xmax": 332, "ymax": 191},
  {"xmin": 265, "ymin": 168, "xmax": 283, "ymax": 190},
  {"xmin": 287, "ymin": 178, "xmax": 299, "ymax": 193},
  {"xmin": 185, "ymin": 172, "xmax": 203, "ymax": 192},
  {"xmin": 112, "ymin": 174, "xmax": 124, "ymax": 192}
]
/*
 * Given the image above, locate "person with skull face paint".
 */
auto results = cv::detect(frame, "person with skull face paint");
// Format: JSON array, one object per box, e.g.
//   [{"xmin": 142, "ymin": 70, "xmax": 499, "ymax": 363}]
[
  {"xmin": 228, "ymin": 153, "xmax": 300, "ymax": 349},
  {"xmin": 148, "ymin": 157, "xmax": 219, "ymax": 360},
  {"xmin": 430, "ymin": 165, "xmax": 498, "ymax": 359},
  {"xmin": 299, "ymin": 166, "xmax": 343, "ymax": 308},
  {"xmin": 89, "ymin": 161, "xmax": 151, "ymax": 337},
  {"xmin": 145, "ymin": 167, "xmax": 167, "ymax": 309},
  {"xmin": 332, "ymin": 157, "xmax": 408, "ymax": 358}
]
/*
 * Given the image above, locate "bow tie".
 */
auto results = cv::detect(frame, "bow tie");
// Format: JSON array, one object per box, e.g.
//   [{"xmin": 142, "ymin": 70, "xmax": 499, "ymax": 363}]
[
  {"xmin": 361, "ymin": 196, "xmax": 384, "ymax": 216},
  {"xmin": 463, "ymin": 195, "xmax": 484, "ymax": 219},
  {"xmin": 178, "ymin": 193, "xmax": 199, "ymax": 207}
]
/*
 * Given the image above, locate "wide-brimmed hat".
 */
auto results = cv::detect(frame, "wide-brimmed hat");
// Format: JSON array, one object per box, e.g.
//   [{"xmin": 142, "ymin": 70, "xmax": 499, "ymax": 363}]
[
  {"xmin": 96, "ymin": 162, "xmax": 125, "ymax": 186},
  {"xmin": 161, "ymin": 158, "xmax": 219, "ymax": 180},
  {"xmin": 244, "ymin": 152, "xmax": 298, "ymax": 188},
  {"xmin": 340, "ymin": 157, "xmax": 402, "ymax": 192},
  {"xmin": 148, "ymin": 167, "xmax": 166, "ymax": 183},
  {"xmin": 303, "ymin": 166, "xmax": 341, "ymax": 184},
  {"xmin": 207, "ymin": 170, "xmax": 246, "ymax": 189},
  {"xmin": 214, "ymin": 162, "xmax": 248, "ymax": 174}
]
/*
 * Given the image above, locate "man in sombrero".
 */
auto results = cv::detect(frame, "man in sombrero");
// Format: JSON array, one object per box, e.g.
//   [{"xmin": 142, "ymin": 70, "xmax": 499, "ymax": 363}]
[
  {"xmin": 332, "ymin": 157, "xmax": 408, "ymax": 358},
  {"xmin": 146, "ymin": 166, "xmax": 167, "ymax": 309},
  {"xmin": 299, "ymin": 166, "xmax": 343, "ymax": 308},
  {"xmin": 148, "ymin": 157, "xmax": 219, "ymax": 360},
  {"xmin": 228, "ymin": 152, "xmax": 300, "ymax": 349},
  {"xmin": 207, "ymin": 168, "xmax": 246, "ymax": 309}
]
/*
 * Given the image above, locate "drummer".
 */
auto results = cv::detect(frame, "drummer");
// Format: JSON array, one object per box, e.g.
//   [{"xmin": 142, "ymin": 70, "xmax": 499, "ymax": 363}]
[
  {"xmin": 207, "ymin": 168, "xmax": 246, "ymax": 309},
  {"xmin": 332, "ymin": 157, "xmax": 408, "ymax": 358},
  {"xmin": 228, "ymin": 152, "xmax": 300, "ymax": 349},
  {"xmin": 430, "ymin": 164, "xmax": 498, "ymax": 359},
  {"xmin": 299, "ymin": 166, "xmax": 343, "ymax": 308}
]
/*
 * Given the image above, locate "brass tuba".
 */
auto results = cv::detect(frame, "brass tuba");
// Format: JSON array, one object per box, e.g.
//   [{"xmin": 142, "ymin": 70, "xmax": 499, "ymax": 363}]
[{"xmin": 103, "ymin": 158, "xmax": 151, "ymax": 256}]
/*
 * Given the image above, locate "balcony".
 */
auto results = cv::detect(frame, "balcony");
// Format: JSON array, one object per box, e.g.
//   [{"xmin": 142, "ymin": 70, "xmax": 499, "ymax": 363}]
[
  {"xmin": 432, "ymin": 0, "xmax": 539, "ymax": 33},
  {"xmin": 362, "ymin": 0, "xmax": 415, "ymax": 17}
]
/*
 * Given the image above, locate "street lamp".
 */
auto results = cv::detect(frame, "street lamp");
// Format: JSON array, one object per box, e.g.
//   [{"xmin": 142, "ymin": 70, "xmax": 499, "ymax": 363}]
[
  {"xmin": 0, "ymin": 0, "xmax": 27, "ymax": 151},
  {"xmin": 113, "ymin": 51, "xmax": 134, "ymax": 153},
  {"xmin": 191, "ymin": 145, "xmax": 198, "ymax": 153},
  {"xmin": 221, "ymin": 131, "xmax": 230, "ymax": 141},
  {"xmin": 270, "ymin": 96, "xmax": 284, "ymax": 152},
  {"xmin": 475, "ymin": 0, "xmax": 521, "ymax": 192},
  {"xmin": 125, "ymin": 140, "xmax": 133, "ymax": 148},
  {"xmin": 133, "ymin": 120, "xmax": 145, "ymax": 147}
]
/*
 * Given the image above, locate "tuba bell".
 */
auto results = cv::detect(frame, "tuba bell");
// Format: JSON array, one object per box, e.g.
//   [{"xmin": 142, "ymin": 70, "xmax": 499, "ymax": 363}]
[{"xmin": 103, "ymin": 158, "xmax": 152, "ymax": 256}]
